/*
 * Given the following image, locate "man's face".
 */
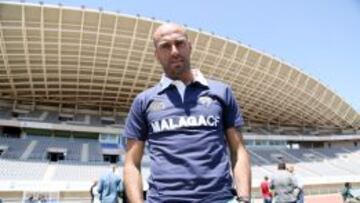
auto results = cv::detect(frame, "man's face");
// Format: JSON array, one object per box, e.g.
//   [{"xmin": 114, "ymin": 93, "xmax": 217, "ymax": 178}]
[{"xmin": 153, "ymin": 25, "xmax": 192, "ymax": 79}]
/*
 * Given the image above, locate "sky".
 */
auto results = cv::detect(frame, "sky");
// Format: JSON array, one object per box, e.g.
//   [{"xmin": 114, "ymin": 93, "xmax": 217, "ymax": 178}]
[{"xmin": 9, "ymin": 0, "xmax": 360, "ymax": 112}]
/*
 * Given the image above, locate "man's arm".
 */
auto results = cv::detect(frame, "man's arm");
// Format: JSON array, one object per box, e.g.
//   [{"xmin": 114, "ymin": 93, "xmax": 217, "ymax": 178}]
[
  {"xmin": 124, "ymin": 139, "xmax": 145, "ymax": 203},
  {"xmin": 226, "ymin": 127, "xmax": 252, "ymax": 199},
  {"xmin": 97, "ymin": 178, "xmax": 103, "ymax": 193},
  {"xmin": 97, "ymin": 177, "xmax": 103, "ymax": 200}
]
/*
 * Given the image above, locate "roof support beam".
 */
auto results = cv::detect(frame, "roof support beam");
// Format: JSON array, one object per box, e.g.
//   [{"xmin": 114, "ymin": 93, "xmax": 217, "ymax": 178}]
[
  {"xmin": 88, "ymin": 9, "xmax": 103, "ymax": 106},
  {"xmin": 100, "ymin": 15, "xmax": 119, "ymax": 110},
  {"xmin": 115, "ymin": 17, "xmax": 139, "ymax": 104},
  {"xmin": 125, "ymin": 20, "xmax": 155, "ymax": 105},
  {"xmin": 40, "ymin": 4, "xmax": 49, "ymax": 99},
  {"xmin": 21, "ymin": 4, "xmax": 35, "ymax": 100},
  {"xmin": 0, "ymin": 23, "xmax": 17, "ymax": 98},
  {"xmin": 57, "ymin": 5, "xmax": 63, "ymax": 112},
  {"xmin": 75, "ymin": 7, "xmax": 86, "ymax": 113},
  {"xmin": 220, "ymin": 43, "xmax": 240, "ymax": 80},
  {"xmin": 209, "ymin": 39, "xmax": 228, "ymax": 78}
]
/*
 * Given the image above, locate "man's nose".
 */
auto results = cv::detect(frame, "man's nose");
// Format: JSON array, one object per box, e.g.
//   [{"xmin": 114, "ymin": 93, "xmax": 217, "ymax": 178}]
[{"xmin": 170, "ymin": 44, "xmax": 179, "ymax": 55}]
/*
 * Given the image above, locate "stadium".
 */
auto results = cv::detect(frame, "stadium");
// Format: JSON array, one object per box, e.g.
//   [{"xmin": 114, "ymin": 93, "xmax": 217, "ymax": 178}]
[{"xmin": 0, "ymin": 1, "xmax": 359, "ymax": 202}]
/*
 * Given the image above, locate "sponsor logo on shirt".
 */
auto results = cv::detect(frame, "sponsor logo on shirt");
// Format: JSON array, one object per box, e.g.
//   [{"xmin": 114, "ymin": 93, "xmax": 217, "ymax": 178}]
[
  {"xmin": 198, "ymin": 96, "xmax": 214, "ymax": 107},
  {"xmin": 148, "ymin": 100, "xmax": 166, "ymax": 112},
  {"xmin": 151, "ymin": 115, "xmax": 220, "ymax": 133}
]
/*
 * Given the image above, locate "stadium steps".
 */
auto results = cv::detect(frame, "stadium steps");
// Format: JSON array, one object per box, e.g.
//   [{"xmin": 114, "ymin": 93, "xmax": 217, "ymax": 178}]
[
  {"xmin": 247, "ymin": 149, "xmax": 272, "ymax": 165},
  {"xmin": 310, "ymin": 149, "xmax": 356, "ymax": 175},
  {"xmin": 20, "ymin": 140, "xmax": 37, "ymax": 160},
  {"xmin": 341, "ymin": 147, "xmax": 360, "ymax": 161},
  {"xmin": 39, "ymin": 111, "xmax": 49, "ymax": 121},
  {"xmin": 343, "ymin": 149, "xmax": 360, "ymax": 167},
  {"xmin": 43, "ymin": 163, "xmax": 57, "ymax": 181},
  {"xmin": 278, "ymin": 149, "xmax": 322, "ymax": 176},
  {"xmin": 81, "ymin": 143, "xmax": 89, "ymax": 162}
]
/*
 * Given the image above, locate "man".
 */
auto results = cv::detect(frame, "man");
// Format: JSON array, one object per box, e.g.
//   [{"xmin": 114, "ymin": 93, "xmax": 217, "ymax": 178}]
[
  {"xmin": 342, "ymin": 182, "xmax": 360, "ymax": 203},
  {"xmin": 260, "ymin": 176, "xmax": 272, "ymax": 203},
  {"xmin": 98, "ymin": 165, "xmax": 122, "ymax": 203},
  {"xmin": 123, "ymin": 23, "xmax": 251, "ymax": 203},
  {"xmin": 270, "ymin": 163, "xmax": 299, "ymax": 203},
  {"xmin": 287, "ymin": 165, "xmax": 303, "ymax": 203}
]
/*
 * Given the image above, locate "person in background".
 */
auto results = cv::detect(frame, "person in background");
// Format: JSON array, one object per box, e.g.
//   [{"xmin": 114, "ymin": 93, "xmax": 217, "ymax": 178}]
[
  {"xmin": 270, "ymin": 163, "xmax": 299, "ymax": 203},
  {"xmin": 287, "ymin": 165, "xmax": 304, "ymax": 203},
  {"xmin": 342, "ymin": 182, "xmax": 360, "ymax": 203},
  {"xmin": 98, "ymin": 165, "xmax": 122, "ymax": 203},
  {"xmin": 260, "ymin": 176, "xmax": 272, "ymax": 203}
]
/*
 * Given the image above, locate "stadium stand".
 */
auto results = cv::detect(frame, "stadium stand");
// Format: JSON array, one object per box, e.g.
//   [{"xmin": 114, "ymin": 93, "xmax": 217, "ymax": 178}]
[
  {"xmin": 0, "ymin": 137, "xmax": 30, "ymax": 159},
  {"xmin": 0, "ymin": 159, "xmax": 48, "ymax": 181}
]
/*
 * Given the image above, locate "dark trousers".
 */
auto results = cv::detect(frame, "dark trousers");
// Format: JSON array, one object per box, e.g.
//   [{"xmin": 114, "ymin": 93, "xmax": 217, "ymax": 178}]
[{"xmin": 263, "ymin": 198, "xmax": 272, "ymax": 203}]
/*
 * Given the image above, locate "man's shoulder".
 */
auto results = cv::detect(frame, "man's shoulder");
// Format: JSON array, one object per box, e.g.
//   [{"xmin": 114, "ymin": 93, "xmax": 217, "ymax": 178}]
[
  {"xmin": 260, "ymin": 181, "xmax": 267, "ymax": 185},
  {"xmin": 273, "ymin": 170, "xmax": 291, "ymax": 178},
  {"xmin": 206, "ymin": 79, "xmax": 232, "ymax": 96},
  {"xmin": 99, "ymin": 173, "xmax": 108, "ymax": 181},
  {"xmin": 133, "ymin": 85, "xmax": 160, "ymax": 102},
  {"xmin": 207, "ymin": 79, "xmax": 230, "ymax": 89}
]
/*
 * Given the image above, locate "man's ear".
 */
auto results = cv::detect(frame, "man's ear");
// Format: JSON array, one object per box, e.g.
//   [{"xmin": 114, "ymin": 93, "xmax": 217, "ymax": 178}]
[{"xmin": 154, "ymin": 50, "xmax": 160, "ymax": 62}]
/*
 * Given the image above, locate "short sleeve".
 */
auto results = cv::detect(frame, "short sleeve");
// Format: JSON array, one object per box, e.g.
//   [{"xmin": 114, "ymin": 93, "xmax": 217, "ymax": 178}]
[
  {"xmin": 97, "ymin": 177, "xmax": 104, "ymax": 194},
  {"xmin": 223, "ymin": 85, "xmax": 244, "ymax": 129},
  {"xmin": 123, "ymin": 95, "xmax": 148, "ymax": 141},
  {"xmin": 117, "ymin": 178, "xmax": 122, "ymax": 192}
]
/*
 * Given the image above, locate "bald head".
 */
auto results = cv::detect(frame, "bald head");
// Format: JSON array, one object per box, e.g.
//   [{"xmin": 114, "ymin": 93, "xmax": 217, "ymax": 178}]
[
  {"xmin": 152, "ymin": 22, "xmax": 192, "ymax": 81},
  {"xmin": 153, "ymin": 23, "xmax": 188, "ymax": 47},
  {"xmin": 287, "ymin": 165, "xmax": 294, "ymax": 173}
]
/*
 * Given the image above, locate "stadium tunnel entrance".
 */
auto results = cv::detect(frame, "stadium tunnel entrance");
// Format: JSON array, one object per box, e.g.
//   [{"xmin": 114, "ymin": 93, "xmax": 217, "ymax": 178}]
[
  {"xmin": 101, "ymin": 146, "xmax": 122, "ymax": 164},
  {"xmin": 1, "ymin": 126, "xmax": 21, "ymax": 138},
  {"xmin": 46, "ymin": 148, "xmax": 66, "ymax": 162}
]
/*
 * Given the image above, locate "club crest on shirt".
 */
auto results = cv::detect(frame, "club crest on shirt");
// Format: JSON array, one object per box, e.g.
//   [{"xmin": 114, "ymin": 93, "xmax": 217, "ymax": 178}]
[
  {"xmin": 148, "ymin": 100, "xmax": 165, "ymax": 112},
  {"xmin": 198, "ymin": 96, "xmax": 214, "ymax": 107}
]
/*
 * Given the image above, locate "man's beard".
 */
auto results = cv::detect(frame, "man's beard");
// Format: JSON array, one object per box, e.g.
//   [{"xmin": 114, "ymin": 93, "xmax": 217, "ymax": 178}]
[{"xmin": 164, "ymin": 59, "xmax": 191, "ymax": 80}]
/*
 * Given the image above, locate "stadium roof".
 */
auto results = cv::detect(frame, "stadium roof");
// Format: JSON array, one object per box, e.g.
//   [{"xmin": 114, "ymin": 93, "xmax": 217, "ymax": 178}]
[{"xmin": 0, "ymin": 2, "xmax": 359, "ymax": 130}]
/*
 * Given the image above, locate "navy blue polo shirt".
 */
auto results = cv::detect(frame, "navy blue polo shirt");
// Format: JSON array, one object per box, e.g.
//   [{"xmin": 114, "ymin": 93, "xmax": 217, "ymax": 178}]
[{"xmin": 124, "ymin": 73, "xmax": 244, "ymax": 203}]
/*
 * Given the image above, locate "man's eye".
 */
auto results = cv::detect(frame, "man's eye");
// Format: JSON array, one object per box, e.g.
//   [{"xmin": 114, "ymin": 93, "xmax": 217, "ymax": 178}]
[
  {"xmin": 159, "ymin": 43, "xmax": 171, "ymax": 49},
  {"xmin": 175, "ymin": 40, "xmax": 185, "ymax": 47}
]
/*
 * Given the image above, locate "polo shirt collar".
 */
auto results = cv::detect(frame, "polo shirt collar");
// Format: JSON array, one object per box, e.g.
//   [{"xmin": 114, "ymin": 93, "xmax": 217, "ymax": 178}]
[{"xmin": 158, "ymin": 69, "xmax": 208, "ymax": 93}]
